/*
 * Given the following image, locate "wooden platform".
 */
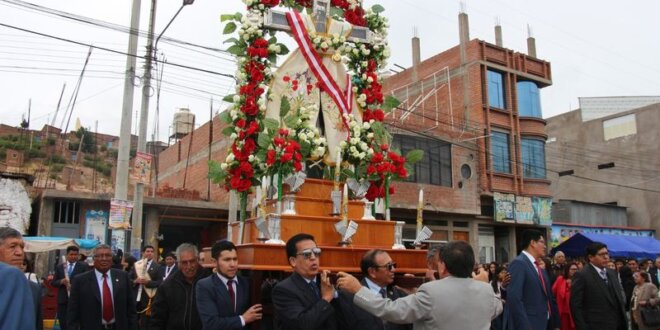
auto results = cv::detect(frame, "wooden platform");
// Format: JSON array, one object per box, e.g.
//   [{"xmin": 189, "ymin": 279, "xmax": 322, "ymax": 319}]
[{"xmin": 220, "ymin": 178, "xmax": 429, "ymax": 275}]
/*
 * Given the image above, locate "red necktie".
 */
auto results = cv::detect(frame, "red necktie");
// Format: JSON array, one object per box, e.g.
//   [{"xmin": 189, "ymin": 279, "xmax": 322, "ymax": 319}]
[
  {"xmin": 102, "ymin": 273, "xmax": 114, "ymax": 323},
  {"xmin": 227, "ymin": 279, "xmax": 236, "ymax": 312},
  {"xmin": 534, "ymin": 261, "xmax": 551, "ymax": 315}
]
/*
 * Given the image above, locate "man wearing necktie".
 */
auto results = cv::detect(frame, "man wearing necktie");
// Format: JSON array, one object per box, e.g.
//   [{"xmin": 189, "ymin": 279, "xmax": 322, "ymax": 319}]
[
  {"xmin": 67, "ymin": 244, "xmax": 137, "ymax": 330},
  {"xmin": 503, "ymin": 229, "xmax": 560, "ymax": 330},
  {"xmin": 196, "ymin": 240, "xmax": 262, "ymax": 329},
  {"xmin": 272, "ymin": 233, "xmax": 338, "ymax": 330},
  {"xmin": 52, "ymin": 245, "xmax": 88, "ymax": 330},
  {"xmin": 571, "ymin": 242, "xmax": 628, "ymax": 330},
  {"xmin": 336, "ymin": 249, "xmax": 412, "ymax": 330}
]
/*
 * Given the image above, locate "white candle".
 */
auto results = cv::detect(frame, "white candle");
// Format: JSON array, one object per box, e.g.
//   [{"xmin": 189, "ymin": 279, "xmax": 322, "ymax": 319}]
[
  {"xmin": 334, "ymin": 148, "xmax": 342, "ymax": 189},
  {"xmin": 342, "ymin": 183, "xmax": 349, "ymax": 223},
  {"xmin": 418, "ymin": 189, "xmax": 423, "ymax": 207}
]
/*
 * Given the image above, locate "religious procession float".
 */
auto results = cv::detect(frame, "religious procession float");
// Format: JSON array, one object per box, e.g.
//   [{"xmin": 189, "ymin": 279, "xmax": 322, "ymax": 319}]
[{"xmin": 207, "ymin": 0, "xmax": 431, "ymax": 311}]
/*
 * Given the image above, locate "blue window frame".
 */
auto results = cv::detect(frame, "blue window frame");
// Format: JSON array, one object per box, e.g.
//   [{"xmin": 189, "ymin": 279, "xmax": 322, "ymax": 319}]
[
  {"xmin": 521, "ymin": 138, "xmax": 546, "ymax": 178},
  {"xmin": 491, "ymin": 131, "xmax": 510, "ymax": 173},
  {"xmin": 488, "ymin": 70, "xmax": 505, "ymax": 109},
  {"xmin": 517, "ymin": 81, "xmax": 542, "ymax": 118}
]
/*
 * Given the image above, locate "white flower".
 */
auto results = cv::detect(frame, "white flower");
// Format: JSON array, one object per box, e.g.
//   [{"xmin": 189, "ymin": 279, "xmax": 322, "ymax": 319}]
[
  {"xmin": 320, "ymin": 42, "xmax": 328, "ymax": 49},
  {"xmin": 306, "ymin": 131, "xmax": 315, "ymax": 139},
  {"xmin": 367, "ymin": 76, "xmax": 374, "ymax": 83},
  {"xmin": 367, "ymin": 132, "xmax": 374, "ymax": 139},
  {"xmin": 349, "ymin": 146, "xmax": 357, "ymax": 153},
  {"xmin": 314, "ymin": 37, "xmax": 321, "ymax": 44},
  {"xmin": 362, "ymin": 122, "xmax": 371, "ymax": 130},
  {"xmin": 226, "ymin": 153, "xmax": 235, "ymax": 162},
  {"xmin": 362, "ymin": 48, "xmax": 371, "ymax": 56},
  {"xmin": 233, "ymin": 94, "xmax": 241, "ymax": 102},
  {"xmin": 220, "ymin": 162, "xmax": 228, "ymax": 170},
  {"xmin": 248, "ymin": 154, "xmax": 255, "ymax": 162},
  {"xmin": 230, "ymin": 132, "xmax": 238, "ymax": 140},
  {"xmin": 360, "ymin": 142, "xmax": 368, "ymax": 150},
  {"xmin": 340, "ymin": 141, "xmax": 347, "ymax": 148},
  {"xmin": 352, "ymin": 48, "xmax": 359, "ymax": 55},
  {"xmin": 367, "ymin": 148, "xmax": 374, "ymax": 155}
]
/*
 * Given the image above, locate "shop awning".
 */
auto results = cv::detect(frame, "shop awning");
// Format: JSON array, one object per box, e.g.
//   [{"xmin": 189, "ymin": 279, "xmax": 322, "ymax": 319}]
[
  {"xmin": 23, "ymin": 236, "xmax": 100, "ymax": 253},
  {"xmin": 551, "ymin": 232, "xmax": 660, "ymax": 259}
]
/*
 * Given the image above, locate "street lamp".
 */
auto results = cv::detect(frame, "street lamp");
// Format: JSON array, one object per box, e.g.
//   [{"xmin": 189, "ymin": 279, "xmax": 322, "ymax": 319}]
[{"xmin": 154, "ymin": 0, "xmax": 195, "ymax": 55}]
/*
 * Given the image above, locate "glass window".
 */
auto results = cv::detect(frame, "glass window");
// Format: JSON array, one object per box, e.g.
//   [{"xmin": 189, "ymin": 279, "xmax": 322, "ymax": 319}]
[
  {"xmin": 53, "ymin": 200, "xmax": 80, "ymax": 224},
  {"xmin": 517, "ymin": 81, "xmax": 542, "ymax": 117},
  {"xmin": 392, "ymin": 135, "xmax": 452, "ymax": 187},
  {"xmin": 521, "ymin": 138, "xmax": 546, "ymax": 178},
  {"xmin": 490, "ymin": 131, "xmax": 510, "ymax": 173},
  {"xmin": 488, "ymin": 70, "xmax": 505, "ymax": 109}
]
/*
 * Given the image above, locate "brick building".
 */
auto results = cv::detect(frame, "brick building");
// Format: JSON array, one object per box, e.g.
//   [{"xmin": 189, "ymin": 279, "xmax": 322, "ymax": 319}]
[{"xmin": 157, "ymin": 12, "xmax": 553, "ymax": 263}]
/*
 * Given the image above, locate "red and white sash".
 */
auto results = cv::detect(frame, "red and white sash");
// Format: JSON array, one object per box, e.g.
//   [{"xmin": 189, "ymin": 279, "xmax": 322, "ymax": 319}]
[{"xmin": 285, "ymin": 11, "xmax": 352, "ymax": 130}]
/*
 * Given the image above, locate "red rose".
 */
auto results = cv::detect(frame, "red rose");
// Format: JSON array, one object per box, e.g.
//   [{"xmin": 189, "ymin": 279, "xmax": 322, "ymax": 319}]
[
  {"xmin": 283, "ymin": 75, "xmax": 290, "ymax": 82},
  {"xmin": 374, "ymin": 109, "xmax": 385, "ymax": 121},
  {"xmin": 294, "ymin": 161, "xmax": 302, "ymax": 172},
  {"xmin": 261, "ymin": 0, "xmax": 280, "ymax": 8},
  {"xmin": 381, "ymin": 144, "xmax": 389, "ymax": 151},
  {"xmin": 273, "ymin": 137, "xmax": 285, "ymax": 147},
  {"xmin": 246, "ymin": 121, "xmax": 260, "ymax": 136},
  {"xmin": 236, "ymin": 119, "xmax": 246, "ymax": 128},
  {"xmin": 371, "ymin": 152, "xmax": 383, "ymax": 163},
  {"xmin": 278, "ymin": 128, "xmax": 289, "ymax": 136},
  {"xmin": 266, "ymin": 149, "xmax": 276, "ymax": 165},
  {"xmin": 367, "ymin": 165, "xmax": 376, "ymax": 175},
  {"xmin": 280, "ymin": 151, "xmax": 293, "ymax": 163},
  {"xmin": 240, "ymin": 97, "xmax": 259, "ymax": 116}
]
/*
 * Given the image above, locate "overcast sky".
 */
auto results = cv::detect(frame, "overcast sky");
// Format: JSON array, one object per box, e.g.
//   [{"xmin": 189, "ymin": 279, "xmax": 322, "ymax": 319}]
[{"xmin": 1, "ymin": 0, "xmax": 659, "ymax": 141}]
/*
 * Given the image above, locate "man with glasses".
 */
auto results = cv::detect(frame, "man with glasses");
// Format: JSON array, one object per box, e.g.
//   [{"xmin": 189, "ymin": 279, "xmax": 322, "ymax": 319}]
[
  {"xmin": 503, "ymin": 229, "xmax": 560, "ymax": 330},
  {"xmin": 336, "ymin": 240, "xmax": 502, "ymax": 330},
  {"xmin": 52, "ymin": 245, "xmax": 88, "ymax": 330},
  {"xmin": 571, "ymin": 242, "xmax": 628, "ymax": 330},
  {"xmin": 272, "ymin": 233, "xmax": 338, "ymax": 330},
  {"xmin": 336, "ymin": 249, "xmax": 411, "ymax": 330},
  {"xmin": 196, "ymin": 240, "xmax": 262, "ymax": 329},
  {"xmin": 67, "ymin": 244, "xmax": 137, "ymax": 330}
]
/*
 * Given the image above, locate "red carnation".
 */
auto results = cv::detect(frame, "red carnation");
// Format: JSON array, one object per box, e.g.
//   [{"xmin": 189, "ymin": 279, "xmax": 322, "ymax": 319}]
[
  {"xmin": 373, "ymin": 109, "xmax": 385, "ymax": 121},
  {"xmin": 381, "ymin": 144, "xmax": 389, "ymax": 151},
  {"xmin": 246, "ymin": 121, "xmax": 260, "ymax": 136},
  {"xmin": 266, "ymin": 149, "xmax": 276, "ymax": 165}
]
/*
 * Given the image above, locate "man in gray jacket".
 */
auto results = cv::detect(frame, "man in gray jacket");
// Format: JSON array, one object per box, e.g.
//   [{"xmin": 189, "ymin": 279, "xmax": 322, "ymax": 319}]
[{"xmin": 336, "ymin": 241, "xmax": 502, "ymax": 330}]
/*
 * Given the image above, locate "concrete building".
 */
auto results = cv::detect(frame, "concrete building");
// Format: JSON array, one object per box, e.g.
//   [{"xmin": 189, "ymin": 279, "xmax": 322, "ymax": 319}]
[
  {"xmin": 545, "ymin": 98, "xmax": 660, "ymax": 233},
  {"xmin": 156, "ymin": 12, "xmax": 553, "ymax": 263}
]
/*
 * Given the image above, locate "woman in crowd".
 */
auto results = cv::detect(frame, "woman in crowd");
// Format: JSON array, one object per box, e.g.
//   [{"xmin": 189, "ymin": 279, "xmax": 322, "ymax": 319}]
[
  {"xmin": 552, "ymin": 262, "xmax": 578, "ymax": 330},
  {"xmin": 20, "ymin": 257, "xmax": 39, "ymax": 284},
  {"xmin": 631, "ymin": 271, "xmax": 660, "ymax": 330},
  {"xmin": 488, "ymin": 262, "xmax": 499, "ymax": 282},
  {"xmin": 490, "ymin": 266, "xmax": 507, "ymax": 330},
  {"xmin": 123, "ymin": 254, "xmax": 137, "ymax": 273}
]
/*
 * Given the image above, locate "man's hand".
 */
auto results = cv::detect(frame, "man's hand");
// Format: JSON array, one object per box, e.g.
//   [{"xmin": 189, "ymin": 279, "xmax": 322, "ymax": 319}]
[
  {"xmin": 242, "ymin": 304, "xmax": 263, "ymax": 324},
  {"xmin": 319, "ymin": 270, "xmax": 335, "ymax": 302},
  {"xmin": 134, "ymin": 278, "xmax": 149, "ymax": 285},
  {"xmin": 336, "ymin": 272, "xmax": 362, "ymax": 294},
  {"xmin": 61, "ymin": 278, "xmax": 70, "ymax": 286},
  {"xmin": 501, "ymin": 271, "xmax": 511, "ymax": 288},
  {"xmin": 472, "ymin": 266, "xmax": 489, "ymax": 283}
]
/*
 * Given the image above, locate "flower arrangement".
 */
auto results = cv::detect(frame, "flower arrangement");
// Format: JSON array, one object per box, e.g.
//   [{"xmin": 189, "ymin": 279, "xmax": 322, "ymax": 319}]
[{"xmin": 210, "ymin": 0, "xmax": 419, "ymax": 221}]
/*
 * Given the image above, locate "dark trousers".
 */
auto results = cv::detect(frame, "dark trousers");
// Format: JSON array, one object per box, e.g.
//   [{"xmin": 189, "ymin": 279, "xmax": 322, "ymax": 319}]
[{"xmin": 57, "ymin": 304, "xmax": 68, "ymax": 330}]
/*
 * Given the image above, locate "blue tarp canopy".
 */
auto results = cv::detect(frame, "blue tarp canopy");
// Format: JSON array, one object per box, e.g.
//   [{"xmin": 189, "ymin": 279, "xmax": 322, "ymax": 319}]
[
  {"xmin": 551, "ymin": 232, "xmax": 660, "ymax": 259},
  {"xmin": 23, "ymin": 236, "xmax": 100, "ymax": 253}
]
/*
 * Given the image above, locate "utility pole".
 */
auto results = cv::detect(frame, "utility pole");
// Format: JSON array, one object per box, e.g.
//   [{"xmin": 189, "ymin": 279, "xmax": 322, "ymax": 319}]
[
  {"xmin": 131, "ymin": 0, "xmax": 157, "ymax": 255},
  {"xmin": 115, "ymin": 0, "xmax": 142, "ymax": 254}
]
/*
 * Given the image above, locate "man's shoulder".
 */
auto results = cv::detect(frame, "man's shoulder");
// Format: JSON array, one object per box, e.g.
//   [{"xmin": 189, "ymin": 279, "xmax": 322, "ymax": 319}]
[{"xmin": 0, "ymin": 262, "xmax": 24, "ymax": 280}]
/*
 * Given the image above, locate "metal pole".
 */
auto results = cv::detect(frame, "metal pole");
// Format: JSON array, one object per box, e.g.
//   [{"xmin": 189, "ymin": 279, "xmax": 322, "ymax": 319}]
[
  {"xmin": 131, "ymin": 0, "xmax": 158, "ymax": 254},
  {"xmin": 115, "ymin": 0, "xmax": 142, "ymax": 254}
]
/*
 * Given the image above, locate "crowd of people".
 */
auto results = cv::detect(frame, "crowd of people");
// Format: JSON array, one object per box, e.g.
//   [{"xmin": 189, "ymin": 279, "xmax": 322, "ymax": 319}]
[{"xmin": 1, "ymin": 225, "xmax": 660, "ymax": 330}]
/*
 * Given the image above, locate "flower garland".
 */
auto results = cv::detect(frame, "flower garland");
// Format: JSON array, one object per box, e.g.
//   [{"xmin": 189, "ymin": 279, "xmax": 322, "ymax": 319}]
[{"xmin": 210, "ymin": 0, "xmax": 412, "ymax": 220}]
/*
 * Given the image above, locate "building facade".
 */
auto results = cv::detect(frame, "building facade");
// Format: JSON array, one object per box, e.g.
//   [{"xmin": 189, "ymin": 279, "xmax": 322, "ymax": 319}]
[{"xmin": 545, "ymin": 99, "xmax": 660, "ymax": 233}]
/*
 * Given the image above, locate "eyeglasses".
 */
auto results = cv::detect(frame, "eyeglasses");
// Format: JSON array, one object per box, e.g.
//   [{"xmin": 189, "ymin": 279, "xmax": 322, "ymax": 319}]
[
  {"xmin": 597, "ymin": 252, "xmax": 610, "ymax": 257},
  {"xmin": 296, "ymin": 248, "xmax": 322, "ymax": 259},
  {"xmin": 374, "ymin": 262, "xmax": 397, "ymax": 271}
]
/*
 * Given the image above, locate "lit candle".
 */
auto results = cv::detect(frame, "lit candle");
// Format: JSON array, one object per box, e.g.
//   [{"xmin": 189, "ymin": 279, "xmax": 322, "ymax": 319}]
[
  {"xmin": 416, "ymin": 189, "xmax": 423, "ymax": 234},
  {"xmin": 334, "ymin": 148, "xmax": 342, "ymax": 190},
  {"xmin": 342, "ymin": 182, "xmax": 349, "ymax": 225}
]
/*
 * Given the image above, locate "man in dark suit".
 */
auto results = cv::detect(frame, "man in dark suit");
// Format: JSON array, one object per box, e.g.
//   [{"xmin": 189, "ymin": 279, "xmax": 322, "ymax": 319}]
[
  {"xmin": 52, "ymin": 245, "xmax": 89, "ymax": 330},
  {"xmin": 503, "ymin": 229, "xmax": 560, "ymax": 330},
  {"xmin": 336, "ymin": 249, "xmax": 411, "ymax": 330},
  {"xmin": 196, "ymin": 240, "xmax": 262, "ymax": 329},
  {"xmin": 570, "ymin": 242, "xmax": 627, "ymax": 330},
  {"xmin": 272, "ymin": 233, "xmax": 338, "ymax": 330},
  {"xmin": 67, "ymin": 244, "xmax": 137, "ymax": 330},
  {"xmin": 649, "ymin": 256, "xmax": 660, "ymax": 288},
  {"xmin": 129, "ymin": 245, "xmax": 161, "ymax": 328},
  {"xmin": 155, "ymin": 252, "xmax": 177, "ymax": 283}
]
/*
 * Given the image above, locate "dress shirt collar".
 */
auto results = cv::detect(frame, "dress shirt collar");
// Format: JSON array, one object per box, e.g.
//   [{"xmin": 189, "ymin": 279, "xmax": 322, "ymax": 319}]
[
  {"xmin": 364, "ymin": 277, "xmax": 385, "ymax": 296},
  {"xmin": 522, "ymin": 250, "xmax": 537, "ymax": 265}
]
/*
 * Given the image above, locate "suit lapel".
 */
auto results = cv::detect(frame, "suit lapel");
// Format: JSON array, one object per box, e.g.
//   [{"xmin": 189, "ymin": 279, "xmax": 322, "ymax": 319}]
[
  {"xmin": 211, "ymin": 274, "xmax": 233, "ymax": 312},
  {"xmin": 587, "ymin": 265, "xmax": 616, "ymax": 306},
  {"xmin": 522, "ymin": 255, "xmax": 548, "ymax": 298},
  {"xmin": 292, "ymin": 273, "xmax": 318, "ymax": 304},
  {"xmin": 90, "ymin": 271, "xmax": 102, "ymax": 302}
]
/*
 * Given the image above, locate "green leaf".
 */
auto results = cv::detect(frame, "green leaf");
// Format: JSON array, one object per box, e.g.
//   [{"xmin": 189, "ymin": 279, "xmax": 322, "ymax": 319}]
[
  {"xmin": 233, "ymin": 12, "xmax": 243, "ymax": 21},
  {"xmin": 262, "ymin": 118, "xmax": 280, "ymax": 131},
  {"xmin": 268, "ymin": 37, "xmax": 278, "ymax": 44},
  {"xmin": 283, "ymin": 115, "xmax": 299, "ymax": 128},
  {"xmin": 218, "ymin": 110, "xmax": 232, "ymax": 124},
  {"xmin": 222, "ymin": 94, "xmax": 236, "ymax": 103},
  {"xmin": 223, "ymin": 37, "xmax": 239, "ymax": 44},
  {"xmin": 382, "ymin": 95, "xmax": 401, "ymax": 112},
  {"xmin": 220, "ymin": 14, "xmax": 235, "ymax": 22},
  {"xmin": 208, "ymin": 160, "xmax": 227, "ymax": 183},
  {"xmin": 300, "ymin": 140, "xmax": 311, "ymax": 158},
  {"xmin": 280, "ymin": 96, "xmax": 291, "ymax": 118},
  {"xmin": 371, "ymin": 4, "xmax": 385, "ymax": 14},
  {"xmin": 267, "ymin": 53, "xmax": 277, "ymax": 66},
  {"xmin": 258, "ymin": 133, "xmax": 271, "ymax": 148},
  {"xmin": 226, "ymin": 44, "xmax": 243, "ymax": 56},
  {"xmin": 278, "ymin": 44, "xmax": 290, "ymax": 56},
  {"xmin": 405, "ymin": 149, "xmax": 424, "ymax": 164},
  {"xmin": 223, "ymin": 22, "xmax": 237, "ymax": 34},
  {"xmin": 255, "ymin": 149, "xmax": 267, "ymax": 163},
  {"xmin": 222, "ymin": 126, "xmax": 235, "ymax": 137},
  {"xmin": 330, "ymin": 7, "xmax": 344, "ymax": 18}
]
